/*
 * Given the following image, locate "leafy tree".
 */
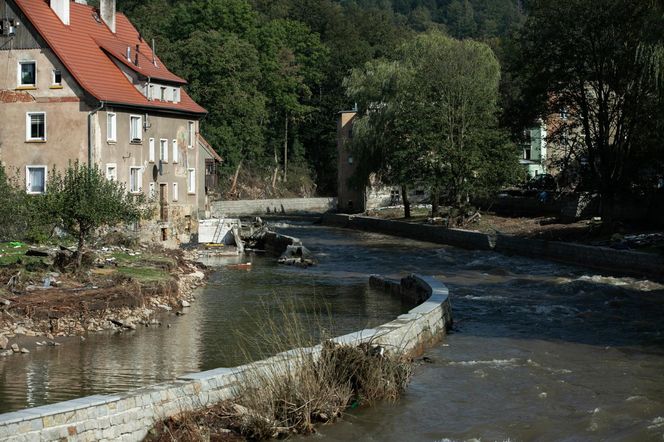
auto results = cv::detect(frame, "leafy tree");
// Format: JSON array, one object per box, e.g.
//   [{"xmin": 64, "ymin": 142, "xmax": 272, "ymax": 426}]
[
  {"xmin": 346, "ymin": 32, "xmax": 520, "ymax": 216},
  {"xmin": 510, "ymin": 0, "xmax": 662, "ymax": 223},
  {"xmin": 44, "ymin": 164, "xmax": 150, "ymax": 269}
]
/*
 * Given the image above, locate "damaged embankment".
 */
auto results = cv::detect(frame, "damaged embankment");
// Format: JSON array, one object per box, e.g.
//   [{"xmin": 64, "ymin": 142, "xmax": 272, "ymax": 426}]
[
  {"xmin": 0, "ymin": 244, "xmax": 207, "ymax": 356},
  {"xmin": 0, "ymin": 274, "xmax": 451, "ymax": 441}
]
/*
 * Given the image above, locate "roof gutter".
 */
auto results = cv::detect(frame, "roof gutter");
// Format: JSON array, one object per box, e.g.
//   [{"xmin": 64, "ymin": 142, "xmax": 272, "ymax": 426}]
[
  {"xmin": 88, "ymin": 101, "xmax": 105, "ymax": 167},
  {"xmin": 102, "ymin": 100, "xmax": 207, "ymax": 117}
]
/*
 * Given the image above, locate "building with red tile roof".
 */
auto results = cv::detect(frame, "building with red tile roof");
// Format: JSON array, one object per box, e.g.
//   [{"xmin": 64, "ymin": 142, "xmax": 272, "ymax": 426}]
[{"xmin": 0, "ymin": 0, "xmax": 213, "ymax": 245}]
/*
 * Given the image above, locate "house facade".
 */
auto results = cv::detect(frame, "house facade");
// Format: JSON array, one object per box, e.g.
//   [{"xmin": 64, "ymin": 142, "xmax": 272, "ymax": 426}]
[{"xmin": 0, "ymin": 0, "xmax": 211, "ymax": 244}]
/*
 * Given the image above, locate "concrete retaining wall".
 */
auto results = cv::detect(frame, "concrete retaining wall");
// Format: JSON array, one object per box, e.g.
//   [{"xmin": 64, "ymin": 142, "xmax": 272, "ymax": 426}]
[
  {"xmin": 322, "ymin": 214, "xmax": 664, "ymax": 280},
  {"xmin": 322, "ymin": 213, "xmax": 494, "ymax": 251},
  {"xmin": 0, "ymin": 275, "xmax": 451, "ymax": 442},
  {"xmin": 211, "ymin": 197, "xmax": 337, "ymax": 217}
]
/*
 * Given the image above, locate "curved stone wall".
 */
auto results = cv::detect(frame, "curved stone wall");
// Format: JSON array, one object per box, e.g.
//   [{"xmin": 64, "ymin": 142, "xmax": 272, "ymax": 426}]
[{"xmin": 0, "ymin": 275, "xmax": 452, "ymax": 442}]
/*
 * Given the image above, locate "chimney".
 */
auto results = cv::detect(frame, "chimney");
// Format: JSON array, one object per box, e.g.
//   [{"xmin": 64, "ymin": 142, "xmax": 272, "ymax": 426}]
[
  {"xmin": 100, "ymin": 0, "xmax": 116, "ymax": 33},
  {"xmin": 50, "ymin": 0, "xmax": 70, "ymax": 25}
]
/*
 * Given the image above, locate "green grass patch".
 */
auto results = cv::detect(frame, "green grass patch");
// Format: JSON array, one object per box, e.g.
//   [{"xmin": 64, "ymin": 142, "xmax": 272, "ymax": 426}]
[
  {"xmin": 0, "ymin": 242, "xmax": 31, "ymax": 266},
  {"xmin": 117, "ymin": 266, "xmax": 170, "ymax": 282}
]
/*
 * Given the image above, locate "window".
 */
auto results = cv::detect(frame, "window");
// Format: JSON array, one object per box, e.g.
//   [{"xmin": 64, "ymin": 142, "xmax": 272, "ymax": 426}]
[
  {"xmin": 129, "ymin": 167, "xmax": 143, "ymax": 193},
  {"xmin": 149, "ymin": 138, "xmax": 155, "ymax": 162},
  {"xmin": 187, "ymin": 121, "xmax": 195, "ymax": 148},
  {"xmin": 172, "ymin": 139, "xmax": 179, "ymax": 163},
  {"xmin": 26, "ymin": 112, "xmax": 46, "ymax": 141},
  {"xmin": 107, "ymin": 113, "xmax": 117, "ymax": 142},
  {"xmin": 52, "ymin": 69, "xmax": 62, "ymax": 86},
  {"xmin": 160, "ymin": 139, "xmax": 168, "ymax": 162},
  {"xmin": 148, "ymin": 84, "xmax": 154, "ymax": 100},
  {"xmin": 187, "ymin": 168, "xmax": 196, "ymax": 194},
  {"xmin": 18, "ymin": 61, "xmax": 36, "ymax": 87},
  {"xmin": 105, "ymin": 164, "xmax": 117, "ymax": 181},
  {"xmin": 172, "ymin": 88, "xmax": 180, "ymax": 103},
  {"xmin": 130, "ymin": 115, "xmax": 142, "ymax": 142},
  {"xmin": 160, "ymin": 86, "xmax": 166, "ymax": 101},
  {"xmin": 172, "ymin": 182, "xmax": 179, "ymax": 202},
  {"xmin": 26, "ymin": 166, "xmax": 46, "ymax": 194}
]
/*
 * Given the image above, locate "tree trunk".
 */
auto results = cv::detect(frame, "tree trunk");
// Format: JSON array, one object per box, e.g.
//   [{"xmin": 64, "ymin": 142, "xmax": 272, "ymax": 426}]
[
  {"xmin": 76, "ymin": 230, "xmax": 85, "ymax": 269},
  {"xmin": 431, "ymin": 188, "xmax": 439, "ymax": 218},
  {"xmin": 401, "ymin": 185, "xmax": 411, "ymax": 219},
  {"xmin": 283, "ymin": 116, "xmax": 289, "ymax": 182},
  {"xmin": 230, "ymin": 161, "xmax": 242, "ymax": 196}
]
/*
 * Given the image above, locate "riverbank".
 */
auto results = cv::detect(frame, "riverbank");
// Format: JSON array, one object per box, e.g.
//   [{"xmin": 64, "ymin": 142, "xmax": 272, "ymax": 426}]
[
  {"xmin": 322, "ymin": 213, "xmax": 664, "ymax": 281},
  {"xmin": 0, "ymin": 243, "xmax": 207, "ymax": 357}
]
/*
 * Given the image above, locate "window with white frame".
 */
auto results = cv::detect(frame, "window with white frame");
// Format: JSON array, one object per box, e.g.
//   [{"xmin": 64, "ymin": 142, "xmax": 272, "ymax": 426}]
[
  {"xmin": 160, "ymin": 139, "xmax": 168, "ymax": 162},
  {"xmin": 26, "ymin": 112, "xmax": 46, "ymax": 141},
  {"xmin": 26, "ymin": 166, "xmax": 46, "ymax": 194},
  {"xmin": 187, "ymin": 121, "xmax": 195, "ymax": 148},
  {"xmin": 52, "ymin": 69, "xmax": 62, "ymax": 86},
  {"xmin": 18, "ymin": 61, "xmax": 36, "ymax": 87},
  {"xmin": 130, "ymin": 115, "xmax": 142, "ymax": 142},
  {"xmin": 172, "ymin": 182, "xmax": 179, "ymax": 202},
  {"xmin": 105, "ymin": 163, "xmax": 117, "ymax": 181},
  {"xmin": 187, "ymin": 168, "xmax": 196, "ymax": 194},
  {"xmin": 172, "ymin": 139, "xmax": 179, "ymax": 163},
  {"xmin": 129, "ymin": 167, "xmax": 143, "ymax": 193},
  {"xmin": 149, "ymin": 138, "xmax": 155, "ymax": 162},
  {"xmin": 107, "ymin": 113, "xmax": 117, "ymax": 142}
]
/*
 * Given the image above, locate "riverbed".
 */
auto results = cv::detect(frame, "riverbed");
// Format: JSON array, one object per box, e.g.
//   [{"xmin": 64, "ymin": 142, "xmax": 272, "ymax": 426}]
[{"xmin": 1, "ymin": 222, "xmax": 664, "ymax": 440}]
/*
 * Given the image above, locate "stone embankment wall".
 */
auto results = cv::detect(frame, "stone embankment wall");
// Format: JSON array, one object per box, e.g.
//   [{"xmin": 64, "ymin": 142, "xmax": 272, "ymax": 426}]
[
  {"xmin": 0, "ymin": 275, "xmax": 451, "ymax": 442},
  {"xmin": 322, "ymin": 214, "xmax": 664, "ymax": 280},
  {"xmin": 211, "ymin": 197, "xmax": 337, "ymax": 217}
]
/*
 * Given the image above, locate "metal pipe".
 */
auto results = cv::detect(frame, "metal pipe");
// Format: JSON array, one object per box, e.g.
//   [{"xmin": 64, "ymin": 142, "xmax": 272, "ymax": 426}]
[{"xmin": 88, "ymin": 101, "xmax": 105, "ymax": 167}]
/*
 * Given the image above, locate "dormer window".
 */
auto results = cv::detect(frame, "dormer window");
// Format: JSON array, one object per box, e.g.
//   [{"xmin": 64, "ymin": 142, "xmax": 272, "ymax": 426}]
[
  {"xmin": 172, "ymin": 87, "xmax": 180, "ymax": 103},
  {"xmin": 160, "ymin": 86, "xmax": 166, "ymax": 101},
  {"xmin": 148, "ymin": 84, "xmax": 154, "ymax": 100}
]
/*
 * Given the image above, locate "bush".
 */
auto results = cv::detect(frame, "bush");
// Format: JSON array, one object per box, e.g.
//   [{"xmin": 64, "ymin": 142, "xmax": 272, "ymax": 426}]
[{"xmin": 0, "ymin": 166, "xmax": 52, "ymax": 243}]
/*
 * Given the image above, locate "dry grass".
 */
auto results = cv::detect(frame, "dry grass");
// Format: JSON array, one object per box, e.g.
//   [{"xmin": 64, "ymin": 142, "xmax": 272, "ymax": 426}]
[{"xmin": 147, "ymin": 300, "xmax": 413, "ymax": 441}]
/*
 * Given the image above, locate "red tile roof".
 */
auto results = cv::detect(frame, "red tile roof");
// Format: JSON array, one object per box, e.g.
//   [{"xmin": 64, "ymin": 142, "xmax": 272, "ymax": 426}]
[{"xmin": 13, "ymin": 0, "xmax": 206, "ymax": 115}]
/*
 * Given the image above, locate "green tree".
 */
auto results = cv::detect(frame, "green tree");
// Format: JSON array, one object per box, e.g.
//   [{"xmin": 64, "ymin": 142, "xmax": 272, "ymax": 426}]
[
  {"xmin": 510, "ymin": 0, "xmax": 662, "ymax": 223},
  {"xmin": 44, "ymin": 164, "xmax": 150, "ymax": 269}
]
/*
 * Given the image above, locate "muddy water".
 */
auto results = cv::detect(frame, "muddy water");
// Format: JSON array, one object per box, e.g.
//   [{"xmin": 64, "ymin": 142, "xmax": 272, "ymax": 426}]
[{"xmin": 2, "ymin": 223, "xmax": 664, "ymax": 441}]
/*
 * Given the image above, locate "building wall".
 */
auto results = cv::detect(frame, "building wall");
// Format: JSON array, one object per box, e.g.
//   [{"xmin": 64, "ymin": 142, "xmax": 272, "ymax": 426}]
[
  {"xmin": 336, "ymin": 110, "xmax": 365, "ymax": 213},
  {"xmin": 94, "ymin": 109, "xmax": 201, "ymax": 242}
]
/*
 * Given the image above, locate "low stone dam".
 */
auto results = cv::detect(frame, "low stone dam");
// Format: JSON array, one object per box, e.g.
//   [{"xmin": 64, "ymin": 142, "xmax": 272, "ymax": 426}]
[{"xmin": 2, "ymin": 221, "xmax": 664, "ymax": 441}]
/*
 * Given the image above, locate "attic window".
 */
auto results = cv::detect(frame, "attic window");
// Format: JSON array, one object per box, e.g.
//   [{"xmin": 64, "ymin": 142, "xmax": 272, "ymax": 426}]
[{"xmin": 91, "ymin": 12, "xmax": 102, "ymax": 24}]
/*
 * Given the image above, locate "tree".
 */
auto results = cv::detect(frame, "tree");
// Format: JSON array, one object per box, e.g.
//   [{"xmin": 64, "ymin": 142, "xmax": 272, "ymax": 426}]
[
  {"xmin": 510, "ymin": 0, "xmax": 663, "ymax": 223},
  {"xmin": 345, "ymin": 59, "xmax": 421, "ymax": 218},
  {"xmin": 346, "ymin": 32, "xmax": 520, "ymax": 217},
  {"xmin": 44, "ymin": 164, "xmax": 150, "ymax": 269}
]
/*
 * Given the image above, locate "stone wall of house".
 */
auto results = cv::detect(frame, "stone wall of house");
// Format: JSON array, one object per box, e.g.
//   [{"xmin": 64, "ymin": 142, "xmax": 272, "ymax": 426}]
[{"xmin": 0, "ymin": 274, "xmax": 451, "ymax": 442}]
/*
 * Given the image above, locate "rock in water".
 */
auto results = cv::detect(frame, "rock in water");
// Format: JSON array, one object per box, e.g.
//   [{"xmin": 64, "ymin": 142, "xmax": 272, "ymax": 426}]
[
  {"xmin": 0, "ymin": 335, "xmax": 7, "ymax": 350},
  {"xmin": 181, "ymin": 300, "xmax": 191, "ymax": 308},
  {"xmin": 11, "ymin": 344, "xmax": 19, "ymax": 353}
]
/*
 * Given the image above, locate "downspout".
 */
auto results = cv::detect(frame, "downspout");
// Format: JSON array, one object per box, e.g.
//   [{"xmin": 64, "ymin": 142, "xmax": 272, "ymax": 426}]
[{"xmin": 88, "ymin": 101, "xmax": 105, "ymax": 167}]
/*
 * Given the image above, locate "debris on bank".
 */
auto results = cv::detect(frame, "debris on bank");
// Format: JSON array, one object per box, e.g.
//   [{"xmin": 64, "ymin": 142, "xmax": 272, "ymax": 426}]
[{"xmin": 0, "ymin": 239, "xmax": 208, "ymax": 357}]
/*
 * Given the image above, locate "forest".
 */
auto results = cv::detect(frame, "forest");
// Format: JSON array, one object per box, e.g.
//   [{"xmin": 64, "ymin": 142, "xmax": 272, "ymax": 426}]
[
  {"xmin": 107, "ymin": 0, "xmax": 662, "ymax": 222},
  {"xmin": 105, "ymin": 0, "xmax": 526, "ymax": 198}
]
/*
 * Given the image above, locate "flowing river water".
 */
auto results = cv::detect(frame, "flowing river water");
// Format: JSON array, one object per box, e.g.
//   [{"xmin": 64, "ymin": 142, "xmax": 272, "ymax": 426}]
[{"xmin": 1, "ymin": 222, "xmax": 664, "ymax": 441}]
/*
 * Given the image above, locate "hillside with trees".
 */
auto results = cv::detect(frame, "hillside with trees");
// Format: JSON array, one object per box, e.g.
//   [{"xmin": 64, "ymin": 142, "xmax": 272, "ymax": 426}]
[{"xmin": 108, "ymin": 0, "xmax": 525, "ymax": 198}]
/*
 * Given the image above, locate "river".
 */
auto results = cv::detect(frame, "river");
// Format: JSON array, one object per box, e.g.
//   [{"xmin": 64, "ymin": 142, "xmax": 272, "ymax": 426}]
[{"xmin": 1, "ymin": 222, "xmax": 664, "ymax": 441}]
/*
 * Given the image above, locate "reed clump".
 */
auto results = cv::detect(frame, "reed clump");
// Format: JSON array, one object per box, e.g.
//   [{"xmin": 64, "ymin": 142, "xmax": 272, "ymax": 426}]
[{"xmin": 147, "ymin": 299, "xmax": 413, "ymax": 441}]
